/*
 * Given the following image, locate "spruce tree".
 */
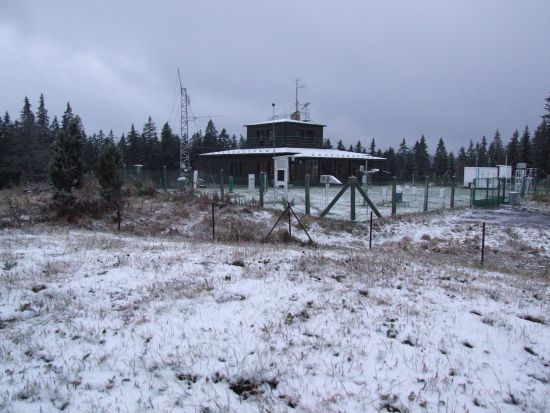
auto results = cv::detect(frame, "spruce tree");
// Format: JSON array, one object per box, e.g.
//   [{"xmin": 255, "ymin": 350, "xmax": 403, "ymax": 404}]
[
  {"xmin": 433, "ymin": 138, "xmax": 448, "ymax": 180},
  {"xmin": 478, "ymin": 136, "xmax": 489, "ymax": 166},
  {"xmin": 36, "ymin": 95, "xmax": 50, "ymax": 138},
  {"xmin": 532, "ymin": 95, "xmax": 550, "ymax": 178},
  {"xmin": 19, "ymin": 97, "xmax": 37, "ymax": 182},
  {"xmin": 383, "ymin": 147, "xmax": 397, "ymax": 178},
  {"xmin": 126, "ymin": 124, "xmax": 141, "ymax": 167},
  {"xmin": 97, "ymin": 138, "xmax": 123, "ymax": 203},
  {"xmin": 96, "ymin": 138, "xmax": 124, "ymax": 229},
  {"xmin": 336, "ymin": 139, "xmax": 345, "ymax": 151},
  {"xmin": 465, "ymin": 140, "xmax": 476, "ymax": 166},
  {"xmin": 238, "ymin": 135, "xmax": 246, "ymax": 149},
  {"xmin": 160, "ymin": 123, "xmax": 179, "ymax": 169},
  {"xmin": 203, "ymin": 120, "xmax": 219, "ymax": 152},
  {"xmin": 50, "ymin": 116, "xmax": 60, "ymax": 144},
  {"xmin": 369, "ymin": 138, "xmax": 376, "ymax": 156},
  {"xmin": 507, "ymin": 129, "xmax": 519, "ymax": 170},
  {"xmin": 488, "ymin": 130, "xmax": 505, "ymax": 166},
  {"xmin": 219, "ymin": 128, "xmax": 231, "ymax": 150},
  {"xmin": 519, "ymin": 126, "xmax": 531, "ymax": 165},
  {"xmin": 50, "ymin": 117, "xmax": 85, "ymax": 204},
  {"xmin": 456, "ymin": 146, "xmax": 467, "ymax": 180},
  {"xmin": 448, "ymin": 152, "xmax": 455, "ymax": 179},
  {"xmin": 190, "ymin": 130, "xmax": 204, "ymax": 165},
  {"xmin": 355, "ymin": 140, "xmax": 363, "ymax": 153},
  {"xmin": 61, "ymin": 102, "xmax": 74, "ymax": 130},
  {"xmin": 0, "ymin": 112, "xmax": 18, "ymax": 187},
  {"xmin": 413, "ymin": 136, "xmax": 430, "ymax": 179},
  {"xmin": 397, "ymin": 138, "xmax": 413, "ymax": 181},
  {"xmin": 142, "ymin": 116, "xmax": 160, "ymax": 169},
  {"xmin": 35, "ymin": 94, "xmax": 52, "ymax": 180},
  {"xmin": 532, "ymin": 120, "xmax": 549, "ymax": 178}
]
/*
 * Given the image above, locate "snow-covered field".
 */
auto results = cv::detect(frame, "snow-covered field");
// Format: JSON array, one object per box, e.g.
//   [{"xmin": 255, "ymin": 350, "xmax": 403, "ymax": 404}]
[{"xmin": 1, "ymin": 204, "xmax": 549, "ymax": 412}]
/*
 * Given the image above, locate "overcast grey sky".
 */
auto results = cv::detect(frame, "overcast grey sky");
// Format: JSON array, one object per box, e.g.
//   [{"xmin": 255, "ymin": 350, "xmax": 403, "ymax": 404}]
[{"xmin": 1, "ymin": 0, "xmax": 549, "ymax": 152}]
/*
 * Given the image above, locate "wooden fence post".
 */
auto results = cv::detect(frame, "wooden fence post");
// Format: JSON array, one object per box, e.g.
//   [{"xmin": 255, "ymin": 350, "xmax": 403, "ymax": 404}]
[
  {"xmin": 350, "ymin": 177, "xmax": 356, "ymax": 221},
  {"xmin": 305, "ymin": 174, "xmax": 311, "ymax": 215},
  {"xmin": 423, "ymin": 176, "xmax": 429, "ymax": 212}
]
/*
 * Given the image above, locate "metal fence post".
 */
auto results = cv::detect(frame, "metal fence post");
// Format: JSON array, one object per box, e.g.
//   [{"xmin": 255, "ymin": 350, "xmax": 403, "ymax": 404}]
[
  {"xmin": 220, "ymin": 169, "xmax": 224, "ymax": 201},
  {"xmin": 350, "ymin": 177, "xmax": 356, "ymax": 221},
  {"xmin": 391, "ymin": 177, "xmax": 397, "ymax": 215},
  {"xmin": 450, "ymin": 175, "xmax": 455, "ymax": 209},
  {"xmin": 481, "ymin": 222, "xmax": 485, "ymax": 267},
  {"xmin": 497, "ymin": 178, "xmax": 501, "ymax": 206},
  {"xmin": 369, "ymin": 211, "xmax": 373, "ymax": 249},
  {"xmin": 211, "ymin": 203, "xmax": 216, "ymax": 241},
  {"xmin": 470, "ymin": 180, "xmax": 475, "ymax": 207},
  {"xmin": 288, "ymin": 203, "xmax": 292, "ymax": 236},
  {"xmin": 423, "ymin": 176, "xmax": 429, "ymax": 212},
  {"xmin": 305, "ymin": 174, "xmax": 311, "ymax": 215},
  {"xmin": 259, "ymin": 172, "xmax": 264, "ymax": 207}
]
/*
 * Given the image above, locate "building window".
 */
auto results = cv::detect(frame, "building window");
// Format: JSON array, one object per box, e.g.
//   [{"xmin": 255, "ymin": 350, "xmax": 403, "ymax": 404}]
[
  {"xmin": 256, "ymin": 130, "xmax": 261, "ymax": 138},
  {"xmin": 307, "ymin": 130, "xmax": 314, "ymax": 138},
  {"xmin": 239, "ymin": 162, "xmax": 247, "ymax": 174}
]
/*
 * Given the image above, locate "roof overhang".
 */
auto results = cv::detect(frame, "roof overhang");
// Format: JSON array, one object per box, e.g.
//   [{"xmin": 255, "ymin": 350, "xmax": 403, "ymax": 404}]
[{"xmin": 200, "ymin": 147, "xmax": 385, "ymax": 161}]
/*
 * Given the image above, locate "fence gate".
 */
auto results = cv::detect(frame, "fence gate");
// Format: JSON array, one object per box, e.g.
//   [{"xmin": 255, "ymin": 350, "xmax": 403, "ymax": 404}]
[{"xmin": 471, "ymin": 177, "xmax": 506, "ymax": 207}]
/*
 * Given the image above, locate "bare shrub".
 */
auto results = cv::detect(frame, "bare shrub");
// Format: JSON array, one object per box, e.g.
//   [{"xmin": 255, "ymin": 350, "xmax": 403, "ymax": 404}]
[
  {"xmin": 6, "ymin": 193, "xmax": 22, "ymax": 228},
  {"xmin": 122, "ymin": 177, "xmax": 156, "ymax": 197},
  {"xmin": 140, "ymin": 179, "xmax": 157, "ymax": 196},
  {"xmin": 194, "ymin": 207, "xmax": 270, "ymax": 242},
  {"xmin": 74, "ymin": 178, "xmax": 107, "ymax": 216}
]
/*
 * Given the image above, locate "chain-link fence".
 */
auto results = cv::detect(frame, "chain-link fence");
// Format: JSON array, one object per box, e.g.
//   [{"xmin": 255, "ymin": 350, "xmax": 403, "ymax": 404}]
[{"xmin": 120, "ymin": 168, "xmax": 547, "ymax": 222}]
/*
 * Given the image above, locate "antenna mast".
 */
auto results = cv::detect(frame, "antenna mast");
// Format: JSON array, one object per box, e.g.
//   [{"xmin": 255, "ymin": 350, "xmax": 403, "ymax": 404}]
[
  {"xmin": 294, "ymin": 77, "xmax": 304, "ymax": 113},
  {"xmin": 178, "ymin": 69, "xmax": 190, "ymax": 177}
]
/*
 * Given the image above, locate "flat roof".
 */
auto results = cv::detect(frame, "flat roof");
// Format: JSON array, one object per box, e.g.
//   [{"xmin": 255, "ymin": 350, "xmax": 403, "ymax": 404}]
[
  {"xmin": 244, "ymin": 118, "xmax": 326, "ymax": 127},
  {"xmin": 200, "ymin": 147, "xmax": 385, "ymax": 160}
]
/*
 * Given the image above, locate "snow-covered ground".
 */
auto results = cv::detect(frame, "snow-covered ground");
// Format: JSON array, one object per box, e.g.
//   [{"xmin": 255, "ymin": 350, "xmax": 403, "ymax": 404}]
[{"xmin": 0, "ymin": 205, "xmax": 549, "ymax": 412}]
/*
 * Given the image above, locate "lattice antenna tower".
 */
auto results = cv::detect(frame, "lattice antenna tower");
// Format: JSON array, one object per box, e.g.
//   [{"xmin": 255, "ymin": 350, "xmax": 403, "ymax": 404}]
[
  {"xmin": 294, "ymin": 77, "xmax": 304, "ymax": 114},
  {"xmin": 178, "ymin": 69, "xmax": 190, "ymax": 177}
]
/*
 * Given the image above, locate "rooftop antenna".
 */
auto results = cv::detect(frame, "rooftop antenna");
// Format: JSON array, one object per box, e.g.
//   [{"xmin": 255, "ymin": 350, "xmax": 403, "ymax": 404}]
[
  {"xmin": 178, "ymin": 69, "xmax": 190, "ymax": 180},
  {"xmin": 292, "ymin": 77, "xmax": 304, "ymax": 121},
  {"xmin": 302, "ymin": 102, "xmax": 311, "ymax": 122},
  {"xmin": 294, "ymin": 77, "xmax": 304, "ymax": 113}
]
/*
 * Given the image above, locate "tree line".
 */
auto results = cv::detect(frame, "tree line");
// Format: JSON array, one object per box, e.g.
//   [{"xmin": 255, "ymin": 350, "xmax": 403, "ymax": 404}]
[
  {"xmin": 0, "ymin": 95, "xmax": 242, "ymax": 188},
  {"xmin": 323, "ymin": 95, "xmax": 550, "ymax": 183},
  {"xmin": 1, "ymin": 93, "xmax": 549, "ymax": 190}
]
